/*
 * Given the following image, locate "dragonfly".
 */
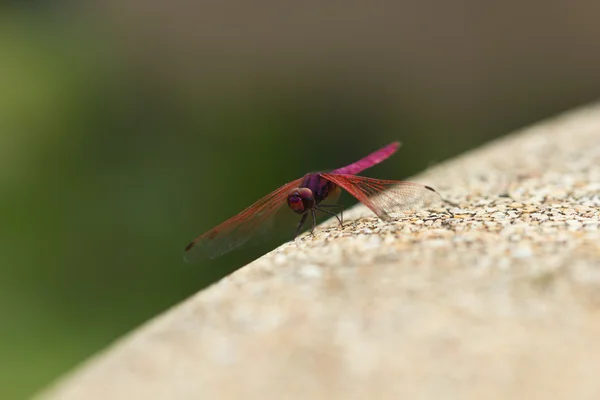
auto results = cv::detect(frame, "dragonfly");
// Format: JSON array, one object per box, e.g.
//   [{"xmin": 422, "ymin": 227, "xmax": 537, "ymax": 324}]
[{"xmin": 184, "ymin": 142, "xmax": 440, "ymax": 261}]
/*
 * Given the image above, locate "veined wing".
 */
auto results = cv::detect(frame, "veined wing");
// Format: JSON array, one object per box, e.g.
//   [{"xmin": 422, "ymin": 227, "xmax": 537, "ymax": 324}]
[
  {"xmin": 331, "ymin": 142, "xmax": 400, "ymax": 175},
  {"xmin": 184, "ymin": 178, "xmax": 304, "ymax": 261},
  {"xmin": 321, "ymin": 173, "xmax": 440, "ymax": 220}
]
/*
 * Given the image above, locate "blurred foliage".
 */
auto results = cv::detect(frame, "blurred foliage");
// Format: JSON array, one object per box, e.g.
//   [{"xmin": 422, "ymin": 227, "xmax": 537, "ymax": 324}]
[{"xmin": 1, "ymin": 2, "xmax": 600, "ymax": 398}]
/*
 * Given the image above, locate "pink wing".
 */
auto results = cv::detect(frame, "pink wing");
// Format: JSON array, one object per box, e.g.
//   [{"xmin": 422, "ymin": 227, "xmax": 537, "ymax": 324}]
[
  {"xmin": 185, "ymin": 178, "xmax": 304, "ymax": 261},
  {"xmin": 320, "ymin": 173, "xmax": 440, "ymax": 220},
  {"xmin": 331, "ymin": 142, "xmax": 401, "ymax": 175}
]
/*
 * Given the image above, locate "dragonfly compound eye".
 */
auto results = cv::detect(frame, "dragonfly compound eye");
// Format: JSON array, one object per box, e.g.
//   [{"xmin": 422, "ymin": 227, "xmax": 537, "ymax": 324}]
[
  {"xmin": 287, "ymin": 191, "xmax": 305, "ymax": 213},
  {"xmin": 287, "ymin": 188, "xmax": 315, "ymax": 213},
  {"xmin": 297, "ymin": 188, "xmax": 315, "ymax": 210}
]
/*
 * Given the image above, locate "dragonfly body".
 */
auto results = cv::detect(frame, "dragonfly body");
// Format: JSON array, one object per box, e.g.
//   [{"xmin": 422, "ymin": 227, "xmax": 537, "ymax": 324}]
[
  {"xmin": 288, "ymin": 173, "xmax": 339, "ymax": 213},
  {"xmin": 185, "ymin": 142, "xmax": 439, "ymax": 260},
  {"xmin": 288, "ymin": 173, "xmax": 343, "ymax": 236}
]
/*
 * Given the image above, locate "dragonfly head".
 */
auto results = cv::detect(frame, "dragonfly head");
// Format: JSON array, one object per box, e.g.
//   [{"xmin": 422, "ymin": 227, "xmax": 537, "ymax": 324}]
[{"xmin": 287, "ymin": 188, "xmax": 315, "ymax": 214}]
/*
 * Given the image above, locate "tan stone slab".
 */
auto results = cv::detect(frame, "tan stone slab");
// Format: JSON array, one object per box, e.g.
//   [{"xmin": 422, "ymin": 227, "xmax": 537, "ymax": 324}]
[{"xmin": 38, "ymin": 105, "xmax": 600, "ymax": 400}]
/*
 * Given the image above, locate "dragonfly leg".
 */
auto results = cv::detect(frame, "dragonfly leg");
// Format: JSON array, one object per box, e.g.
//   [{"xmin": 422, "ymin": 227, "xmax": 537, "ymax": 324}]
[
  {"xmin": 316, "ymin": 204, "xmax": 344, "ymax": 227},
  {"xmin": 310, "ymin": 209, "xmax": 317, "ymax": 234},
  {"xmin": 315, "ymin": 206, "xmax": 343, "ymax": 227},
  {"xmin": 295, "ymin": 212, "xmax": 308, "ymax": 238}
]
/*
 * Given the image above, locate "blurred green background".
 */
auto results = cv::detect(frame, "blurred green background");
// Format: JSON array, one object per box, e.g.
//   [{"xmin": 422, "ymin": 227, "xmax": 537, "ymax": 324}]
[{"xmin": 2, "ymin": 1, "xmax": 600, "ymax": 398}]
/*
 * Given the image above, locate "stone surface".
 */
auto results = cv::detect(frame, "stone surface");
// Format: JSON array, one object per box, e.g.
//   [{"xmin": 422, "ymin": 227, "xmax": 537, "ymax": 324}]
[{"xmin": 39, "ymin": 105, "xmax": 600, "ymax": 400}]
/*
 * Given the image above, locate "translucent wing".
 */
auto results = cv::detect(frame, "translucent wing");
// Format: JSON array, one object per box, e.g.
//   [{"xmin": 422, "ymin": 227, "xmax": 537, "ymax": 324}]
[
  {"xmin": 184, "ymin": 178, "xmax": 304, "ymax": 261},
  {"xmin": 320, "ymin": 173, "xmax": 441, "ymax": 220}
]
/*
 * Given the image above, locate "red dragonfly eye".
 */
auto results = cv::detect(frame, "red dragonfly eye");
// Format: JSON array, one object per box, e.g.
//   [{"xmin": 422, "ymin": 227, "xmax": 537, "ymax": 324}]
[
  {"xmin": 287, "ymin": 192, "xmax": 304, "ymax": 213},
  {"xmin": 287, "ymin": 188, "xmax": 314, "ymax": 214}
]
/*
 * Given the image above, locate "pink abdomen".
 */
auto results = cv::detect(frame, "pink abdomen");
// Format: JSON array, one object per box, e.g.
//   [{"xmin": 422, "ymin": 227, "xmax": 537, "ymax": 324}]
[{"xmin": 331, "ymin": 142, "xmax": 400, "ymax": 175}]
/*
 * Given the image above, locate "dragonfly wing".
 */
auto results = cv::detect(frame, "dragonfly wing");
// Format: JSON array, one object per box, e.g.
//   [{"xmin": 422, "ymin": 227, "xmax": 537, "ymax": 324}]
[
  {"xmin": 320, "ymin": 173, "xmax": 441, "ymax": 220},
  {"xmin": 185, "ymin": 178, "xmax": 304, "ymax": 261}
]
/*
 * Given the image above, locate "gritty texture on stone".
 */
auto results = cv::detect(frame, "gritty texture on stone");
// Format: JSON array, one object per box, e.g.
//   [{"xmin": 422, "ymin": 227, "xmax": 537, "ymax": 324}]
[{"xmin": 39, "ymin": 106, "xmax": 600, "ymax": 400}]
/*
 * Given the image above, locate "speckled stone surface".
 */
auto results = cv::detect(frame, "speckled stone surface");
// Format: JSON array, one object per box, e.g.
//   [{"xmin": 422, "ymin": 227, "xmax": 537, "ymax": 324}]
[{"xmin": 40, "ymin": 106, "xmax": 600, "ymax": 400}]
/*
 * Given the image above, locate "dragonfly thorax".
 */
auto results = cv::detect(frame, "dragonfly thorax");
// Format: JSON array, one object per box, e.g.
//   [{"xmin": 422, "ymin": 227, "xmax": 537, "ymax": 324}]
[{"xmin": 287, "ymin": 187, "xmax": 314, "ymax": 214}]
